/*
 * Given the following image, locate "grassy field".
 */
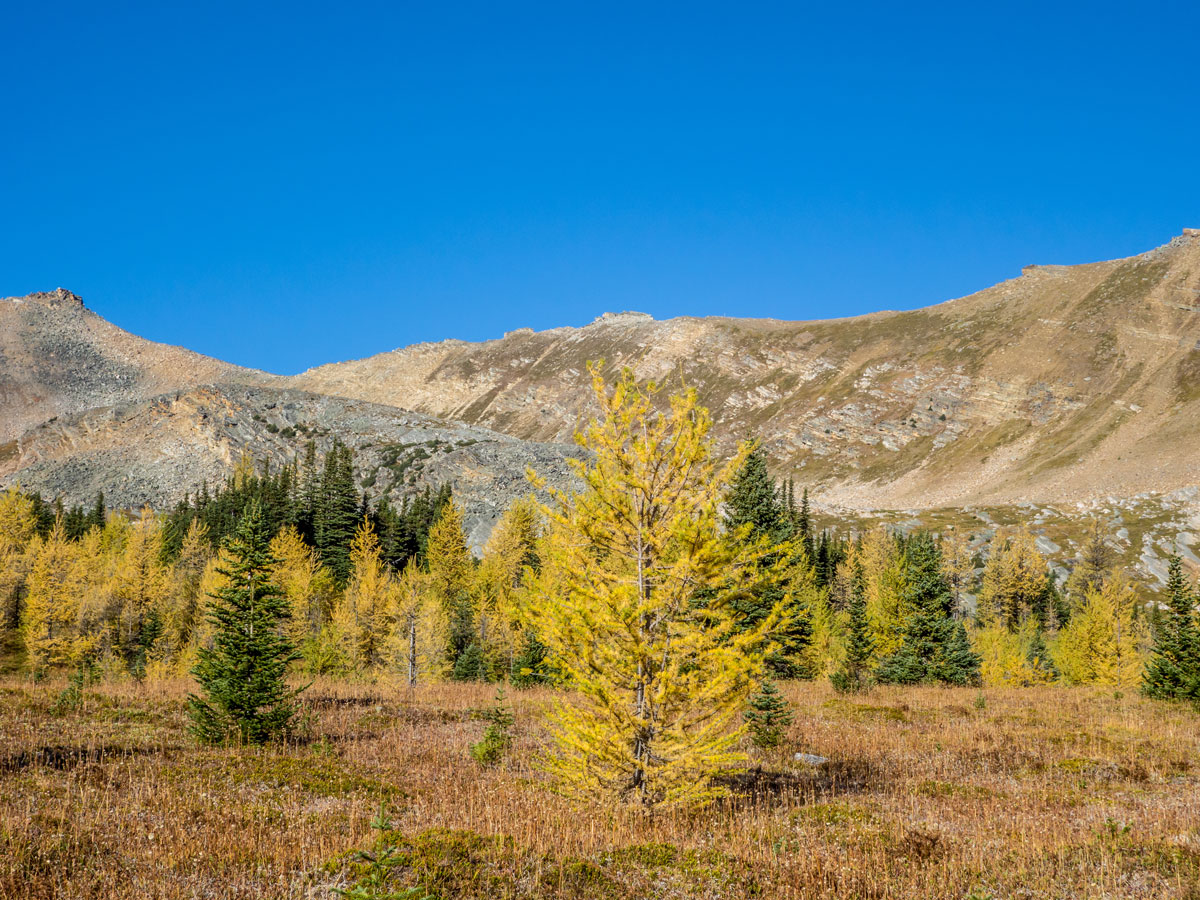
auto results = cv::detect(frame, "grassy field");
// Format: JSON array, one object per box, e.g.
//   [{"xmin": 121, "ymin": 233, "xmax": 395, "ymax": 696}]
[{"xmin": 2, "ymin": 677, "xmax": 1197, "ymax": 899}]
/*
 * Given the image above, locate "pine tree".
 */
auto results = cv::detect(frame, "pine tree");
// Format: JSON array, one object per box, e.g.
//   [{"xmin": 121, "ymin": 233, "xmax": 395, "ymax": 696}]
[
  {"xmin": 744, "ymin": 679, "xmax": 793, "ymax": 749},
  {"xmin": 1143, "ymin": 555, "xmax": 1199, "ymax": 701},
  {"xmin": 876, "ymin": 533, "xmax": 981, "ymax": 686},
  {"xmin": 831, "ymin": 560, "xmax": 874, "ymax": 693},
  {"xmin": 525, "ymin": 366, "xmax": 786, "ymax": 809},
  {"xmin": 187, "ymin": 502, "xmax": 303, "ymax": 744}
]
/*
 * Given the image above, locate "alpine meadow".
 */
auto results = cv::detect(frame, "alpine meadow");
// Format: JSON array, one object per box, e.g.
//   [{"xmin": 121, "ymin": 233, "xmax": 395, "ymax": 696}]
[{"xmin": 4, "ymin": 5, "xmax": 1200, "ymax": 898}]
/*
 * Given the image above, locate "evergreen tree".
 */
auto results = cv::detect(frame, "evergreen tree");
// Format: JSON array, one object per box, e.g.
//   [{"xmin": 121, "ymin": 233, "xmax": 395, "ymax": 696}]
[
  {"xmin": 315, "ymin": 440, "xmax": 360, "ymax": 585},
  {"xmin": 876, "ymin": 533, "xmax": 981, "ymax": 686},
  {"xmin": 831, "ymin": 560, "xmax": 874, "ymax": 693},
  {"xmin": 743, "ymin": 679, "xmax": 793, "ymax": 749},
  {"xmin": 1143, "ymin": 555, "xmax": 1199, "ymax": 702},
  {"xmin": 797, "ymin": 487, "xmax": 814, "ymax": 561},
  {"xmin": 187, "ymin": 501, "xmax": 303, "ymax": 744},
  {"xmin": 88, "ymin": 491, "xmax": 106, "ymax": 531},
  {"xmin": 724, "ymin": 445, "xmax": 813, "ymax": 677},
  {"xmin": 724, "ymin": 445, "xmax": 788, "ymax": 540}
]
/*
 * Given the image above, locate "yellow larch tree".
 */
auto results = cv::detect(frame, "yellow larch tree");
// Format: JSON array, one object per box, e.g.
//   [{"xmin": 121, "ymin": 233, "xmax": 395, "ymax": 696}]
[
  {"xmin": 332, "ymin": 517, "xmax": 399, "ymax": 671},
  {"xmin": 525, "ymin": 366, "xmax": 785, "ymax": 810},
  {"xmin": 476, "ymin": 496, "xmax": 541, "ymax": 678},
  {"xmin": 425, "ymin": 499, "xmax": 479, "ymax": 677},
  {"xmin": 387, "ymin": 560, "xmax": 443, "ymax": 685},
  {"xmin": 0, "ymin": 488, "xmax": 37, "ymax": 632},
  {"xmin": 22, "ymin": 522, "xmax": 94, "ymax": 672},
  {"xmin": 162, "ymin": 518, "xmax": 212, "ymax": 665},
  {"xmin": 940, "ymin": 528, "xmax": 975, "ymax": 616},
  {"xmin": 977, "ymin": 528, "xmax": 1048, "ymax": 628},
  {"xmin": 270, "ymin": 524, "xmax": 335, "ymax": 650},
  {"xmin": 860, "ymin": 526, "xmax": 907, "ymax": 661},
  {"xmin": 109, "ymin": 508, "xmax": 171, "ymax": 674},
  {"xmin": 1053, "ymin": 570, "xmax": 1146, "ymax": 687}
]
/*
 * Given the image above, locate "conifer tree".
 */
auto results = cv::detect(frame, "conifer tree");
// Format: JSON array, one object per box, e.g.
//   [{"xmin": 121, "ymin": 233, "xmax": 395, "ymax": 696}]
[
  {"xmin": 270, "ymin": 524, "xmax": 335, "ymax": 651},
  {"xmin": 744, "ymin": 679, "xmax": 793, "ymax": 749},
  {"xmin": 1053, "ymin": 571, "xmax": 1144, "ymax": 687},
  {"xmin": 724, "ymin": 445, "xmax": 813, "ymax": 677},
  {"xmin": 1143, "ymin": 555, "xmax": 1199, "ymax": 701},
  {"xmin": 526, "ymin": 366, "xmax": 786, "ymax": 809},
  {"xmin": 1065, "ymin": 520, "xmax": 1111, "ymax": 612},
  {"xmin": 0, "ymin": 488, "xmax": 37, "ymax": 632},
  {"xmin": 797, "ymin": 487, "xmax": 814, "ymax": 561},
  {"xmin": 332, "ymin": 517, "xmax": 397, "ymax": 670},
  {"xmin": 110, "ymin": 508, "xmax": 170, "ymax": 678},
  {"xmin": 22, "ymin": 522, "xmax": 93, "ymax": 673},
  {"xmin": 163, "ymin": 518, "xmax": 212, "ymax": 663},
  {"xmin": 187, "ymin": 502, "xmax": 302, "ymax": 744},
  {"xmin": 315, "ymin": 439, "xmax": 360, "ymax": 585},
  {"xmin": 425, "ymin": 499, "xmax": 478, "ymax": 677},
  {"xmin": 876, "ymin": 533, "xmax": 981, "ymax": 686},
  {"xmin": 831, "ymin": 560, "xmax": 875, "ymax": 693}
]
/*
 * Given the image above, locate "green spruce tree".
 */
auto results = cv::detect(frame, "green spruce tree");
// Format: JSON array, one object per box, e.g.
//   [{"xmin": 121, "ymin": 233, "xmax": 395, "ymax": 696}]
[
  {"xmin": 744, "ymin": 678, "xmax": 793, "ymax": 749},
  {"xmin": 876, "ymin": 533, "xmax": 981, "ymax": 686},
  {"xmin": 1143, "ymin": 555, "xmax": 1199, "ymax": 702},
  {"xmin": 188, "ymin": 501, "xmax": 303, "ymax": 744},
  {"xmin": 831, "ymin": 560, "xmax": 874, "ymax": 693}
]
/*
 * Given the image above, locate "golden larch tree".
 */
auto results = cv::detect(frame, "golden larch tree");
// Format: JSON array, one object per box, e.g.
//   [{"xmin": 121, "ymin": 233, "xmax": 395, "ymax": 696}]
[
  {"xmin": 332, "ymin": 517, "xmax": 399, "ymax": 670},
  {"xmin": 526, "ymin": 366, "xmax": 785, "ymax": 810}
]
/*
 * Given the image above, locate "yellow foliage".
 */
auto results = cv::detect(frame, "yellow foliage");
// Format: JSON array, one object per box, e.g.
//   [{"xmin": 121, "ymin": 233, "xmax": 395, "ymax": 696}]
[
  {"xmin": 972, "ymin": 620, "xmax": 1055, "ymax": 687},
  {"xmin": 860, "ymin": 526, "xmax": 906, "ymax": 661},
  {"xmin": 332, "ymin": 517, "xmax": 399, "ymax": 670},
  {"xmin": 22, "ymin": 523, "xmax": 95, "ymax": 670},
  {"xmin": 1052, "ymin": 571, "xmax": 1146, "ymax": 687},
  {"xmin": 270, "ymin": 525, "xmax": 335, "ymax": 648},
  {"xmin": 978, "ymin": 528, "xmax": 1047, "ymax": 628},
  {"xmin": 526, "ymin": 366, "xmax": 784, "ymax": 809},
  {"xmin": 0, "ymin": 488, "xmax": 37, "ymax": 625}
]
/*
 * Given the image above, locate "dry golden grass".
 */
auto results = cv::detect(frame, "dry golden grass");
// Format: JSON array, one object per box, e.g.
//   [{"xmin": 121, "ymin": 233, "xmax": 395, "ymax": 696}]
[{"xmin": 1, "ymin": 677, "xmax": 1197, "ymax": 899}]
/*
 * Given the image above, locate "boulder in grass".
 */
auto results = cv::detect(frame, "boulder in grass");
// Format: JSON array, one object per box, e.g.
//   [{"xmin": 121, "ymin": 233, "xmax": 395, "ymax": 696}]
[{"xmin": 794, "ymin": 752, "xmax": 828, "ymax": 766}]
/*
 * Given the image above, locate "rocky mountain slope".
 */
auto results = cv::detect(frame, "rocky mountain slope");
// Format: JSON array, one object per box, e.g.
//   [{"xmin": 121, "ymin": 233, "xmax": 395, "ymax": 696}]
[
  {"xmin": 0, "ymin": 288, "xmax": 264, "ymax": 444},
  {"xmin": 4, "ymin": 231, "xmax": 1200, "ymax": 550},
  {"xmin": 295, "ymin": 230, "xmax": 1200, "ymax": 509},
  {"xmin": 0, "ymin": 292, "xmax": 582, "ymax": 546}
]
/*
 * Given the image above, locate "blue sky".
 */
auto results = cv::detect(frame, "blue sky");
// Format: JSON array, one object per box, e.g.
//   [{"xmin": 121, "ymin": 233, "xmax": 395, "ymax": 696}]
[{"xmin": 4, "ymin": 1, "xmax": 1198, "ymax": 374}]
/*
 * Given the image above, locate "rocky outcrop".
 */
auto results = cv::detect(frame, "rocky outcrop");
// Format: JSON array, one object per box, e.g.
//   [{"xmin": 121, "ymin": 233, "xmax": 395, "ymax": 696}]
[{"xmin": 2, "ymin": 384, "xmax": 583, "ymax": 550}]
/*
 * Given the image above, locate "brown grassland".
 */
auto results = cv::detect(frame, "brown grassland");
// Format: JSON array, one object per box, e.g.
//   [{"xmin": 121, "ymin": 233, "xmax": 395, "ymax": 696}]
[{"xmin": 1, "ymin": 677, "xmax": 1197, "ymax": 900}]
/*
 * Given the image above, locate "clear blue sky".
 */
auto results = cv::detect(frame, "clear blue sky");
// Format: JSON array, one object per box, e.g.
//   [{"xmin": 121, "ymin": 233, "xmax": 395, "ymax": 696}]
[{"xmin": 4, "ymin": 1, "xmax": 1198, "ymax": 374}]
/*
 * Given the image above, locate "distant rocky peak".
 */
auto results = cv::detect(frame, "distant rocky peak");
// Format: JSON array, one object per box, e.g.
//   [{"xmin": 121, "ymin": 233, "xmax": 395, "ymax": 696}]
[
  {"xmin": 10, "ymin": 287, "xmax": 85, "ymax": 309},
  {"xmin": 590, "ymin": 310, "xmax": 654, "ymax": 325}
]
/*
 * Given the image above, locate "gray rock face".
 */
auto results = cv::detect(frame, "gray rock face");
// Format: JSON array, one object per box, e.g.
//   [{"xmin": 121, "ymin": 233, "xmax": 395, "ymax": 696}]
[{"xmin": 2, "ymin": 383, "xmax": 584, "ymax": 551}]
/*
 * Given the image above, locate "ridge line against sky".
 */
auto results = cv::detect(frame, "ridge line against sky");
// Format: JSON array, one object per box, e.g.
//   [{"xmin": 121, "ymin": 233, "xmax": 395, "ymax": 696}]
[{"xmin": 3, "ymin": 1, "xmax": 1198, "ymax": 374}]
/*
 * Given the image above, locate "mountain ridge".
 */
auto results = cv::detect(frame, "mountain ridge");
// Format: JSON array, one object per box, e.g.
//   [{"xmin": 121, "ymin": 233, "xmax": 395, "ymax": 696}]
[{"xmin": 4, "ymin": 230, "xmax": 1200, "ymax": 529}]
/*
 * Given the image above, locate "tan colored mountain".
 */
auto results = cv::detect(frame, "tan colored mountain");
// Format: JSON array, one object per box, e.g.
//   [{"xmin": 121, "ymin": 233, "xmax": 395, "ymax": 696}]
[
  {"xmin": 0, "ymin": 287, "xmax": 264, "ymax": 444},
  {"xmin": 3, "ymin": 231, "xmax": 1200, "ymax": 532},
  {"xmin": 294, "ymin": 230, "xmax": 1200, "ymax": 508}
]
